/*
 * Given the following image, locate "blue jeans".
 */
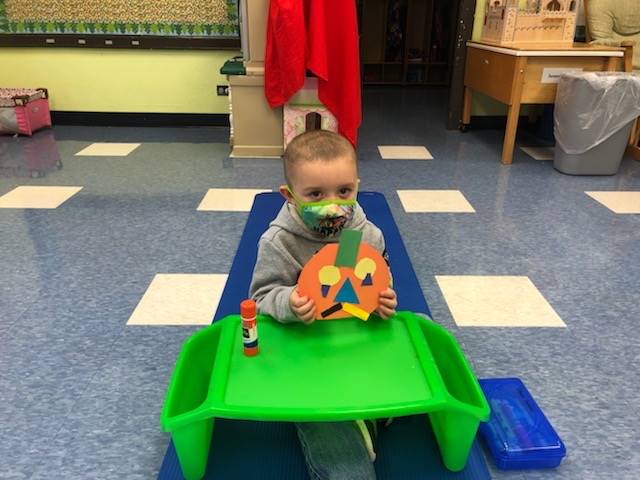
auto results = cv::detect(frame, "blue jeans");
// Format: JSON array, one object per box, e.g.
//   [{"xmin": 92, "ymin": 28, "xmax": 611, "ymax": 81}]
[{"xmin": 296, "ymin": 422, "xmax": 376, "ymax": 480}]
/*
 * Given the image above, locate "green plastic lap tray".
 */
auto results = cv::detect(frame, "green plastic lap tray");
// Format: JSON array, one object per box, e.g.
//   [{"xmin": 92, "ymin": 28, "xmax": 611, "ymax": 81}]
[{"xmin": 161, "ymin": 312, "xmax": 489, "ymax": 480}]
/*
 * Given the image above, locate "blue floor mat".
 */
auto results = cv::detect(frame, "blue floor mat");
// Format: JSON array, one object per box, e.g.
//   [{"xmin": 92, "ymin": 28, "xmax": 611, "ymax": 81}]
[
  {"xmin": 157, "ymin": 192, "xmax": 488, "ymax": 480},
  {"xmin": 159, "ymin": 417, "xmax": 489, "ymax": 480}
]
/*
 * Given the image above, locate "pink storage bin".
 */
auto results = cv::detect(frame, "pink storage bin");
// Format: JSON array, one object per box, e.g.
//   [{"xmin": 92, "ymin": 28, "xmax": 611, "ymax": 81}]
[{"xmin": 0, "ymin": 88, "xmax": 52, "ymax": 136}]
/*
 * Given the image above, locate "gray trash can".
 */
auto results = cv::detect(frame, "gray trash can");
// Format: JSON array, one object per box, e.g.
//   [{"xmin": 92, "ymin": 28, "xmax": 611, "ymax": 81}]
[{"xmin": 554, "ymin": 72, "xmax": 640, "ymax": 175}]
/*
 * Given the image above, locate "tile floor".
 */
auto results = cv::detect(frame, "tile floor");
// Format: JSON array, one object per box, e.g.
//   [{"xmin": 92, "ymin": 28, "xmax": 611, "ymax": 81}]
[
  {"xmin": 378, "ymin": 145, "xmax": 433, "ymax": 160},
  {"xmin": 0, "ymin": 185, "xmax": 82, "ymax": 209},
  {"xmin": 127, "ymin": 273, "xmax": 228, "ymax": 326},
  {"xmin": 75, "ymin": 142, "xmax": 141, "ymax": 156},
  {"xmin": 1, "ymin": 87, "xmax": 639, "ymax": 480},
  {"xmin": 584, "ymin": 191, "xmax": 640, "ymax": 214},
  {"xmin": 397, "ymin": 189, "xmax": 476, "ymax": 213},
  {"xmin": 197, "ymin": 188, "xmax": 272, "ymax": 212},
  {"xmin": 520, "ymin": 146, "xmax": 555, "ymax": 161},
  {"xmin": 435, "ymin": 275, "xmax": 566, "ymax": 327}
]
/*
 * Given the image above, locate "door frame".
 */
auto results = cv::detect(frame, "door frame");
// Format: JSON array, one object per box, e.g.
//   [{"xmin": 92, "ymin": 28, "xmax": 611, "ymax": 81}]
[{"xmin": 446, "ymin": 0, "xmax": 477, "ymax": 130}]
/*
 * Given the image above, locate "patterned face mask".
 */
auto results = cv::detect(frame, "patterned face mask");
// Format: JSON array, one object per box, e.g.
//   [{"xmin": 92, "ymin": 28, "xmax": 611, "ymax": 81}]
[{"xmin": 286, "ymin": 186, "xmax": 357, "ymax": 237}]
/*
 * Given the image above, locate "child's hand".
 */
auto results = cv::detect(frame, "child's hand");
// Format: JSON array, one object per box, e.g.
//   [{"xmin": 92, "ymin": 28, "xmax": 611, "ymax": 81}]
[
  {"xmin": 290, "ymin": 289, "xmax": 316, "ymax": 324},
  {"xmin": 377, "ymin": 288, "xmax": 397, "ymax": 320}
]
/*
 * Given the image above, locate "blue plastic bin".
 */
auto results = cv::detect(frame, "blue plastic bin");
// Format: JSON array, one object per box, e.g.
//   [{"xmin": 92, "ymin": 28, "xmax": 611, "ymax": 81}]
[{"xmin": 478, "ymin": 378, "xmax": 566, "ymax": 470}]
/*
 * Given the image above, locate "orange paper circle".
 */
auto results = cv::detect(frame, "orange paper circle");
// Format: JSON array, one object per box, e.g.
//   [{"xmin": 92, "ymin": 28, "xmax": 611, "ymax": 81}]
[{"xmin": 297, "ymin": 242, "xmax": 391, "ymax": 320}]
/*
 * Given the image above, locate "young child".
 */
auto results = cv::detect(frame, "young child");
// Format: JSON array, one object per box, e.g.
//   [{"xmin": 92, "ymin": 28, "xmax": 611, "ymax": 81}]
[{"xmin": 249, "ymin": 130, "xmax": 397, "ymax": 480}]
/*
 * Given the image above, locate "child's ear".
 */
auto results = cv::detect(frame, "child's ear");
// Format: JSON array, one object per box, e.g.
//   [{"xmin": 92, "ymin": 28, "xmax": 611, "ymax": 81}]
[{"xmin": 280, "ymin": 185, "xmax": 294, "ymax": 203}]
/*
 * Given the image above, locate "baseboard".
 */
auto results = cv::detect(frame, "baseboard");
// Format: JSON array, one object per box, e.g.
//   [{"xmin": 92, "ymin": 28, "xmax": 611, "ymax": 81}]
[
  {"xmin": 230, "ymin": 145, "xmax": 284, "ymax": 158},
  {"xmin": 51, "ymin": 111, "xmax": 229, "ymax": 127}
]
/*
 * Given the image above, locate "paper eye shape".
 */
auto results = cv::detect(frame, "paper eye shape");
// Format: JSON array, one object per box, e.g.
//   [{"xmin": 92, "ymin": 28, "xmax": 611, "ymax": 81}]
[
  {"xmin": 355, "ymin": 257, "xmax": 376, "ymax": 286},
  {"xmin": 319, "ymin": 265, "xmax": 341, "ymax": 285},
  {"xmin": 319, "ymin": 265, "xmax": 341, "ymax": 297}
]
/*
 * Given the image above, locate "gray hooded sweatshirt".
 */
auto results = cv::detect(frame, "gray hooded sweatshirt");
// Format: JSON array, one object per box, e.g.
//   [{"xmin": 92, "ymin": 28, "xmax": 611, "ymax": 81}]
[{"xmin": 249, "ymin": 201, "xmax": 385, "ymax": 323}]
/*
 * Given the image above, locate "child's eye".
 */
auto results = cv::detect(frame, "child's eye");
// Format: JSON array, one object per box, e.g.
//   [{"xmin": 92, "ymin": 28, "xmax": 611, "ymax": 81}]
[
  {"xmin": 339, "ymin": 188, "xmax": 352, "ymax": 196},
  {"xmin": 309, "ymin": 191, "xmax": 322, "ymax": 199}
]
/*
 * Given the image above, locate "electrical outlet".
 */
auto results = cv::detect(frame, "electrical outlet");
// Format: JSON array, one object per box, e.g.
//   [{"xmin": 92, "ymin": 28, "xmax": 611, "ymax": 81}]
[{"xmin": 217, "ymin": 85, "xmax": 229, "ymax": 96}]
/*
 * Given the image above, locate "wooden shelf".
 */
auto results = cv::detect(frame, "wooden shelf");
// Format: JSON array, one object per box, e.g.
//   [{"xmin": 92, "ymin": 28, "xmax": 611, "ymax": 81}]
[
  {"xmin": 364, "ymin": 81, "xmax": 407, "ymax": 85},
  {"xmin": 358, "ymin": 0, "xmax": 455, "ymax": 86},
  {"xmin": 364, "ymin": 81, "xmax": 449, "ymax": 86},
  {"xmin": 406, "ymin": 61, "xmax": 448, "ymax": 65}
]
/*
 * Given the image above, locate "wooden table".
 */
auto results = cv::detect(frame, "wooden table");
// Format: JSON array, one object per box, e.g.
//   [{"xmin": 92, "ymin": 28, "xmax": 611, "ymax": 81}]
[{"xmin": 462, "ymin": 42, "xmax": 632, "ymax": 165}]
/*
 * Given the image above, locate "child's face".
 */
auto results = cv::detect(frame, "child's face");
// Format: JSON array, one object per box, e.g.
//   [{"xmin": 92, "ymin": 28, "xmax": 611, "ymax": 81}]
[{"xmin": 284, "ymin": 155, "xmax": 358, "ymax": 203}]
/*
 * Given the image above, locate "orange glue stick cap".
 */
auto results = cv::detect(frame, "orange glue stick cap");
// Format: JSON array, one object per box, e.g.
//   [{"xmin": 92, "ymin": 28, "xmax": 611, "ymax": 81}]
[{"xmin": 241, "ymin": 299, "xmax": 256, "ymax": 318}]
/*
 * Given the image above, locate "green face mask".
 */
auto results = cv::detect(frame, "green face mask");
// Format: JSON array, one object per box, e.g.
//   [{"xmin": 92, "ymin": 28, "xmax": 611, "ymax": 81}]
[{"xmin": 286, "ymin": 186, "xmax": 357, "ymax": 237}]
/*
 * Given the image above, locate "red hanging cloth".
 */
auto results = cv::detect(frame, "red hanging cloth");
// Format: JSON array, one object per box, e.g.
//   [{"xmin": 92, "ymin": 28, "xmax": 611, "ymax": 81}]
[
  {"xmin": 264, "ymin": 0, "xmax": 306, "ymax": 108},
  {"xmin": 264, "ymin": 0, "xmax": 362, "ymax": 146}
]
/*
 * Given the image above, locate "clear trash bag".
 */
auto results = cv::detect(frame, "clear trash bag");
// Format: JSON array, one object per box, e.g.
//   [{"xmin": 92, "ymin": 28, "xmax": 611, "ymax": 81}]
[{"xmin": 554, "ymin": 72, "xmax": 640, "ymax": 155}]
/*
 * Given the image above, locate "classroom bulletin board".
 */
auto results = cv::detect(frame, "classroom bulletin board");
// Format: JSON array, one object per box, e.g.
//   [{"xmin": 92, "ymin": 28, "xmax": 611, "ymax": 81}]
[{"xmin": 0, "ymin": 0, "xmax": 240, "ymax": 49}]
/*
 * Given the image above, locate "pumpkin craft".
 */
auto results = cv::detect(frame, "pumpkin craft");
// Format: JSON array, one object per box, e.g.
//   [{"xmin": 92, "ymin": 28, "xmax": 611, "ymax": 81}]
[{"xmin": 297, "ymin": 229, "xmax": 391, "ymax": 321}]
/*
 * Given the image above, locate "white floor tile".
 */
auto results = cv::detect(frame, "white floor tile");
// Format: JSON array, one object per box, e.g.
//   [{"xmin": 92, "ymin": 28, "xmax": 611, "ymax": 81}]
[
  {"xmin": 197, "ymin": 188, "xmax": 272, "ymax": 212},
  {"xmin": 75, "ymin": 143, "xmax": 141, "ymax": 156},
  {"xmin": 0, "ymin": 186, "xmax": 83, "ymax": 209},
  {"xmin": 229, "ymin": 154, "xmax": 282, "ymax": 159},
  {"xmin": 127, "ymin": 274, "xmax": 228, "ymax": 326},
  {"xmin": 378, "ymin": 146, "xmax": 433, "ymax": 160},
  {"xmin": 435, "ymin": 275, "xmax": 566, "ymax": 327},
  {"xmin": 520, "ymin": 146, "xmax": 554, "ymax": 161},
  {"xmin": 397, "ymin": 189, "xmax": 475, "ymax": 213},
  {"xmin": 585, "ymin": 191, "xmax": 640, "ymax": 214}
]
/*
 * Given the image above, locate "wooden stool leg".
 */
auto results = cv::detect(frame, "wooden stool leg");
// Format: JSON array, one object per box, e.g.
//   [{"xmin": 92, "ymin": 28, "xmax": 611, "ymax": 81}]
[
  {"xmin": 622, "ymin": 43, "xmax": 634, "ymax": 73},
  {"xmin": 630, "ymin": 119, "xmax": 639, "ymax": 146},
  {"xmin": 502, "ymin": 99, "xmax": 522, "ymax": 165},
  {"xmin": 501, "ymin": 57, "xmax": 527, "ymax": 165}
]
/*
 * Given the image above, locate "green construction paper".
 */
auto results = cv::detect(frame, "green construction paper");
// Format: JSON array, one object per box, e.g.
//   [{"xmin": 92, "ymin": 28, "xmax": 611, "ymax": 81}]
[{"xmin": 334, "ymin": 229, "xmax": 362, "ymax": 267}]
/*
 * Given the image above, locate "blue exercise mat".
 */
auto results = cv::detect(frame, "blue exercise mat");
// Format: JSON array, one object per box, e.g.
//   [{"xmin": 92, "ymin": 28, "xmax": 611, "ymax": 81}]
[{"xmin": 157, "ymin": 192, "xmax": 489, "ymax": 480}]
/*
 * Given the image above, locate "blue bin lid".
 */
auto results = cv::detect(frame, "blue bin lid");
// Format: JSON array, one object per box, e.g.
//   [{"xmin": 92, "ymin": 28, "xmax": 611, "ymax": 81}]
[{"xmin": 479, "ymin": 378, "xmax": 566, "ymax": 467}]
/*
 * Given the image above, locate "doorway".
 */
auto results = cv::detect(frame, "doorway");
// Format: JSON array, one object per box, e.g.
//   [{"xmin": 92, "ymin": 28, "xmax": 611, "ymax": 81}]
[{"xmin": 356, "ymin": 0, "xmax": 477, "ymax": 128}]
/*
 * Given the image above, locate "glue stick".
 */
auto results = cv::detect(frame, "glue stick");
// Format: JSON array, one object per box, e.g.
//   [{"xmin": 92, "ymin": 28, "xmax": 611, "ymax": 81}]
[{"xmin": 240, "ymin": 299, "xmax": 259, "ymax": 356}]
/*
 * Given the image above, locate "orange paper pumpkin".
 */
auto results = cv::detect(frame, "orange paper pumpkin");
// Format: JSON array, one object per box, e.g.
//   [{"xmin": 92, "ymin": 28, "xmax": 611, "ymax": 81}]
[{"xmin": 297, "ymin": 230, "xmax": 390, "ymax": 321}]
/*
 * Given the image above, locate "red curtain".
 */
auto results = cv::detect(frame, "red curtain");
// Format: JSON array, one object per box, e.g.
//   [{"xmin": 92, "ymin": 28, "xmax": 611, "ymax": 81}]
[{"xmin": 265, "ymin": 0, "xmax": 362, "ymax": 146}]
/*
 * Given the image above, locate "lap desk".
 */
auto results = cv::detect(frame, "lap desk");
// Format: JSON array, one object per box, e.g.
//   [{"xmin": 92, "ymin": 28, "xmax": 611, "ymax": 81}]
[{"xmin": 159, "ymin": 193, "xmax": 489, "ymax": 480}]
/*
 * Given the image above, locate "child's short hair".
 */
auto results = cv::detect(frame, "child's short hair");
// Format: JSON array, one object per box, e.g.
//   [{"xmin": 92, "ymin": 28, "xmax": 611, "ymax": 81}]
[{"xmin": 283, "ymin": 130, "xmax": 356, "ymax": 184}]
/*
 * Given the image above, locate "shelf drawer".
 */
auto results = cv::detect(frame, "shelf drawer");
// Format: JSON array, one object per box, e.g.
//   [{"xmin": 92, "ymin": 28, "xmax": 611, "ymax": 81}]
[{"xmin": 464, "ymin": 47, "xmax": 518, "ymax": 104}]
